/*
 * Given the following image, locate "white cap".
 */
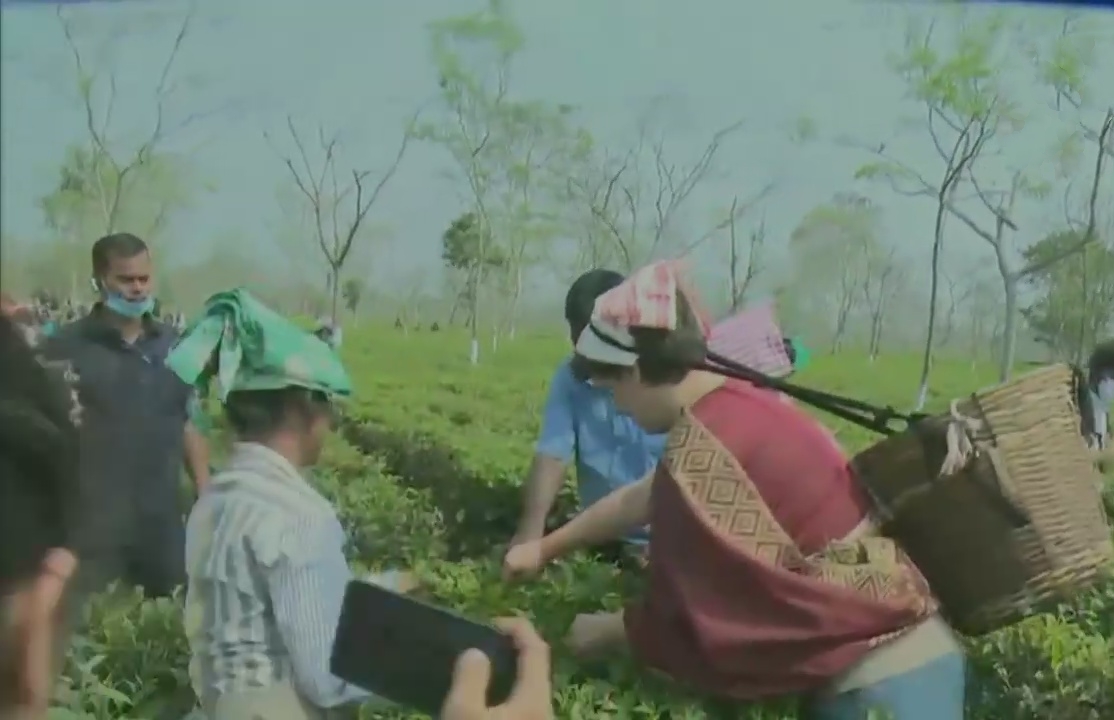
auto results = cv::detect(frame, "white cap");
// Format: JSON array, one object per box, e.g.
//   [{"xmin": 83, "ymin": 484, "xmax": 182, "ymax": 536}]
[{"xmin": 575, "ymin": 315, "xmax": 639, "ymax": 366}]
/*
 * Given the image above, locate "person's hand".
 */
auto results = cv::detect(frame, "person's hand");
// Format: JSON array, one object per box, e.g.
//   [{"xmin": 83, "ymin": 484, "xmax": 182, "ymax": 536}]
[
  {"xmin": 566, "ymin": 612, "xmax": 624, "ymax": 659},
  {"xmin": 441, "ymin": 617, "xmax": 553, "ymax": 720},
  {"xmin": 509, "ymin": 525, "xmax": 543, "ymax": 549},
  {"xmin": 393, "ymin": 570, "xmax": 421, "ymax": 595},
  {"xmin": 502, "ymin": 540, "xmax": 545, "ymax": 582},
  {"xmin": 366, "ymin": 570, "xmax": 421, "ymax": 595}
]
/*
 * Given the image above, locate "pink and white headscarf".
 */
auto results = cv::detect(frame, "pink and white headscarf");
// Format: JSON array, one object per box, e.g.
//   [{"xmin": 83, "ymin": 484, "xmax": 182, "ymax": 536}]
[{"xmin": 575, "ymin": 260, "xmax": 710, "ymax": 365}]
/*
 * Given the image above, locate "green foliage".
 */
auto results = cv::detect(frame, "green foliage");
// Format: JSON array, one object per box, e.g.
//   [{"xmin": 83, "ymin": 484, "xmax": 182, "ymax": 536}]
[
  {"xmin": 1038, "ymin": 17, "xmax": 1099, "ymax": 109},
  {"xmin": 39, "ymin": 143, "xmax": 194, "ymax": 245},
  {"xmin": 893, "ymin": 14, "xmax": 1020, "ymax": 127},
  {"xmin": 342, "ymin": 278, "xmax": 365, "ymax": 314},
  {"xmin": 28, "ymin": 143, "xmax": 196, "ymax": 300},
  {"xmin": 54, "ymin": 326, "xmax": 1114, "ymax": 719},
  {"xmin": 56, "ymin": 589, "xmax": 193, "ymax": 719},
  {"xmin": 441, "ymin": 212, "xmax": 506, "ymax": 273},
  {"xmin": 1020, "ymin": 229, "xmax": 1114, "ymax": 356}
]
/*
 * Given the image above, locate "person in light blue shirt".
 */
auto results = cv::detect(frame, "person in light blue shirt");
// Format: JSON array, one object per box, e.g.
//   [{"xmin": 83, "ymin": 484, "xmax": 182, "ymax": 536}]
[
  {"xmin": 1085, "ymin": 340, "xmax": 1113, "ymax": 451},
  {"xmin": 513, "ymin": 270, "xmax": 666, "ymax": 548}
]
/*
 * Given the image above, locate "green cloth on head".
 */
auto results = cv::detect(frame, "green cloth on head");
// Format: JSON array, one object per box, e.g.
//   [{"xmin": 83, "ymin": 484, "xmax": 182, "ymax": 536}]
[
  {"xmin": 790, "ymin": 337, "xmax": 811, "ymax": 371},
  {"xmin": 166, "ymin": 288, "xmax": 352, "ymax": 402}
]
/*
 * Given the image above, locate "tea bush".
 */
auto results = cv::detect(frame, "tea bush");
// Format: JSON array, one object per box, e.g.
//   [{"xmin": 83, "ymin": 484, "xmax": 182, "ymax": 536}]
[{"xmin": 54, "ymin": 326, "xmax": 1113, "ymax": 719}]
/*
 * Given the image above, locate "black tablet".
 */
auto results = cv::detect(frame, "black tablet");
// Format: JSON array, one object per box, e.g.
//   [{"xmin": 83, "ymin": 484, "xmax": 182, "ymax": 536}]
[{"xmin": 330, "ymin": 580, "xmax": 517, "ymax": 715}]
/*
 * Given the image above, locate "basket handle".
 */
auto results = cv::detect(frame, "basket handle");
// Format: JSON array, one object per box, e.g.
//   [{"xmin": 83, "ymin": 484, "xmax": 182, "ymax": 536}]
[
  {"xmin": 939, "ymin": 400, "xmax": 1031, "ymax": 529},
  {"xmin": 940, "ymin": 401, "xmax": 978, "ymax": 476}
]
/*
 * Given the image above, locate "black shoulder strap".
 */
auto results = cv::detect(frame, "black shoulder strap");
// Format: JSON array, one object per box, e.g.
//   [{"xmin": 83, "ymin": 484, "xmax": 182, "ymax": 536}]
[{"xmin": 702, "ymin": 350, "xmax": 926, "ymax": 436}]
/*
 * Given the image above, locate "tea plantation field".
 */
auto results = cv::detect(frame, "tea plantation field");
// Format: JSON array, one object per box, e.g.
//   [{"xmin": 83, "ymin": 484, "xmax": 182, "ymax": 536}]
[{"xmin": 56, "ymin": 326, "xmax": 1114, "ymax": 720}]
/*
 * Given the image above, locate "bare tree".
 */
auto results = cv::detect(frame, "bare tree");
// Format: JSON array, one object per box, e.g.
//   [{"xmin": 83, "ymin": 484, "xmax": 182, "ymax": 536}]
[
  {"xmin": 861, "ymin": 245, "xmax": 903, "ymax": 362},
  {"xmin": 937, "ymin": 269, "xmax": 975, "ymax": 349},
  {"xmin": 567, "ymin": 117, "xmax": 749, "ymax": 272},
  {"xmin": 831, "ymin": 248, "xmax": 867, "ymax": 354},
  {"xmin": 57, "ymin": 5, "xmax": 204, "ymax": 236},
  {"xmin": 850, "ymin": 16, "xmax": 1016, "ymax": 405},
  {"xmin": 266, "ymin": 116, "xmax": 414, "ymax": 323},
  {"xmin": 788, "ymin": 193, "xmax": 879, "ymax": 354},
  {"xmin": 727, "ymin": 208, "xmax": 766, "ymax": 312},
  {"xmin": 851, "ymin": 108, "xmax": 995, "ymax": 399},
  {"xmin": 963, "ymin": 273, "xmax": 1005, "ymax": 368},
  {"xmin": 944, "ymin": 111, "xmax": 1109, "ymax": 377}
]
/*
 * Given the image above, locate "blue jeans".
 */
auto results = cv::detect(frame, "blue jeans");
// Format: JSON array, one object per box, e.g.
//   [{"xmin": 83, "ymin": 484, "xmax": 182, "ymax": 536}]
[{"xmin": 806, "ymin": 652, "xmax": 965, "ymax": 720}]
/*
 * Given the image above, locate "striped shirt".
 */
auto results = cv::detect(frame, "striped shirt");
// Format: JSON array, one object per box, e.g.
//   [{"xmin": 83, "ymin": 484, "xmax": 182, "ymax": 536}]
[{"xmin": 184, "ymin": 442, "xmax": 380, "ymax": 712}]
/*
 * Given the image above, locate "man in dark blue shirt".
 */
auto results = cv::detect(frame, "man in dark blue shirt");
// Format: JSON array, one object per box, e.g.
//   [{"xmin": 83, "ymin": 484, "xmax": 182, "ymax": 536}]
[{"xmin": 42, "ymin": 232, "xmax": 210, "ymax": 601}]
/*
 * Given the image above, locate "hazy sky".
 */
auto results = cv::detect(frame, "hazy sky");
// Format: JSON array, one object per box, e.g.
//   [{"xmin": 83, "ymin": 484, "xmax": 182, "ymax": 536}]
[{"xmin": 1, "ymin": 0, "xmax": 1111, "ymax": 297}]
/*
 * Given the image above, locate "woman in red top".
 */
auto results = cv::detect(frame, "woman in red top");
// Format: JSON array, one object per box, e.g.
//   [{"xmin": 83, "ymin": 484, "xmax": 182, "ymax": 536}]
[{"xmin": 503, "ymin": 262, "xmax": 965, "ymax": 720}]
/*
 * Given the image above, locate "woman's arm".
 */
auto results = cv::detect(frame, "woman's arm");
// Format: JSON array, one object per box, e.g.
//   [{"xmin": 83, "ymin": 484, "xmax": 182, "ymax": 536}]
[
  {"xmin": 540, "ymin": 470, "xmax": 654, "ymax": 562},
  {"xmin": 267, "ymin": 517, "xmax": 391, "ymax": 709}
]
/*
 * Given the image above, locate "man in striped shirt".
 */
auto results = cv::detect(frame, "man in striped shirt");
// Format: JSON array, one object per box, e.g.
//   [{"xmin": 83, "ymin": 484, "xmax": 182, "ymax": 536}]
[{"xmin": 169, "ymin": 290, "xmax": 412, "ymax": 720}]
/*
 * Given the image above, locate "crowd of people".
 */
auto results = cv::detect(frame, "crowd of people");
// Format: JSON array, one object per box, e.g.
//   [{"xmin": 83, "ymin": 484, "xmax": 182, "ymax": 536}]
[
  {"xmin": 1, "ymin": 289, "xmax": 187, "ymax": 348},
  {"xmin": 0, "ymin": 232, "xmax": 546, "ymax": 720},
  {"xmin": 1, "ymin": 230, "xmax": 1111, "ymax": 720}
]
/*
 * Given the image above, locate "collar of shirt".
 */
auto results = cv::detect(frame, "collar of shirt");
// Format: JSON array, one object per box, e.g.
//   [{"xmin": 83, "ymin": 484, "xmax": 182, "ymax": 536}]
[
  {"xmin": 78, "ymin": 304, "xmax": 168, "ymax": 348},
  {"xmin": 218, "ymin": 441, "xmax": 333, "ymax": 513}
]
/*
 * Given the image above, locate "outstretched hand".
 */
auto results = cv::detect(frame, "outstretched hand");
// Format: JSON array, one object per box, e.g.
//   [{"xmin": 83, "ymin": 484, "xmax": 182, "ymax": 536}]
[{"xmin": 502, "ymin": 540, "xmax": 545, "ymax": 582}]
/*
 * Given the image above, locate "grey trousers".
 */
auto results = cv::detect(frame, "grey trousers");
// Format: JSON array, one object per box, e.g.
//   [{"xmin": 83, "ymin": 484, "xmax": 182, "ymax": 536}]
[{"xmin": 206, "ymin": 682, "xmax": 357, "ymax": 720}]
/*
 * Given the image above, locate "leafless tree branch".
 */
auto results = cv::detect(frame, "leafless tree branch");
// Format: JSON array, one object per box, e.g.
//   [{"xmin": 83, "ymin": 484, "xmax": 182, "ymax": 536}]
[
  {"xmin": 678, "ymin": 182, "xmax": 774, "ymax": 257},
  {"xmin": 265, "ymin": 111, "xmax": 416, "ymax": 320},
  {"xmin": 57, "ymin": 4, "xmax": 196, "ymax": 233},
  {"xmin": 566, "ymin": 117, "xmax": 747, "ymax": 271},
  {"xmin": 727, "ymin": 207, "xmax": 765, "ymax": 311}
]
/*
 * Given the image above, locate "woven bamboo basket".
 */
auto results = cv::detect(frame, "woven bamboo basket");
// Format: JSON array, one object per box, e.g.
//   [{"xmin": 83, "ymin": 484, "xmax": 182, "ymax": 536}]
[{"xmin": 850, "ymin": 364, "xmax": 1114, "ymax": 636}]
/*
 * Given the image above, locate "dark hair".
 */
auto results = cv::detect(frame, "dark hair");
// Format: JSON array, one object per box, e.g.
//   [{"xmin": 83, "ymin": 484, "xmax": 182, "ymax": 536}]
[
  {"xmin": 91, "ymin": 232, "xmax": 149, "ymax": 276},
  {"xmin": 224, "ymin": 387, "xmax": 333, "ymax": 440},
  {"xmin": 572, "ymin": 290, "xmax": 707, "ymax": 386},
  {"xmin": 0, "ymin": 315, "xmax": 79, "ymax": 595},
  {"xmin": 564, "ymin": 269, "xmax": 624, "ymax": 340},
  {"xmin": 1089, "ymin": 340, "xmax": 1114, "ymax": 382}
]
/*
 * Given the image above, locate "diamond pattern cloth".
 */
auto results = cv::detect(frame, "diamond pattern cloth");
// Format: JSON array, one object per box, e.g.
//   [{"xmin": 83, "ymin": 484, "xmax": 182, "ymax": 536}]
[{"xmin": 663, "ymin": 409, "xmax": 934, "ymax": 609}]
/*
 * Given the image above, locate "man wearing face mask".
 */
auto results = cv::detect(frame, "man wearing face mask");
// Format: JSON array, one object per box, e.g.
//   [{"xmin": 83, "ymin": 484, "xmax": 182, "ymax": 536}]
[{"xmin": 41, "ymin": 233, "xmax": 210, "ymax": 609}]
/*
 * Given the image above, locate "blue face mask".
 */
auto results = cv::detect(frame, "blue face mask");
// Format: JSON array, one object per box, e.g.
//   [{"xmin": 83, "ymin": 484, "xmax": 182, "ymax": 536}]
[{"xmin": 104, "ymin": 291, "xmax": 155, "ymax": 319}]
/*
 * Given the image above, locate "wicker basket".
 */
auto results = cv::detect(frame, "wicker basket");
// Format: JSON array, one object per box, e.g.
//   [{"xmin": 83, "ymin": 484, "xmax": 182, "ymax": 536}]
[{"xmin": 851, "ymin": 364, "xmax": 1114, "ymax": 636}]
